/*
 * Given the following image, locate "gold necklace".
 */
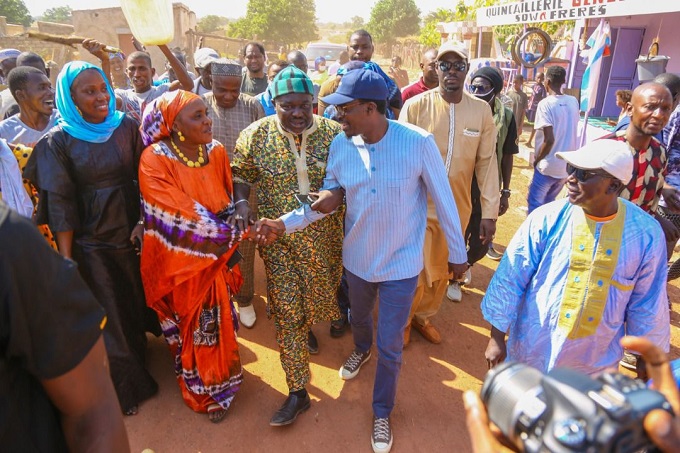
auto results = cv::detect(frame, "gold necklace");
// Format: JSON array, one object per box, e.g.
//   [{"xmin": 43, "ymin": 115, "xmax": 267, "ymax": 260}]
[{"xmin": 170, "ymin": 138, "xmax": 205, "ymax": 168}]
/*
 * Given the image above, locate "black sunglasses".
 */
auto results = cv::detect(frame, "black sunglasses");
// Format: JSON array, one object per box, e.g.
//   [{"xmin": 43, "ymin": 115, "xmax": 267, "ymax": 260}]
[
  {"xmin": 566, "ymin": 164, "xmax": 609, "ymax": 182},
  {"xmin": 437, "ymin": 60, "xmax": 467, "ymax": 73},
  {"xmin": 469, "ymin": 84, "xmax": 494, "ymax": 95},
  {"xmin": 336, "ymin": 101, "xmax": 366, "ymax": 116}
]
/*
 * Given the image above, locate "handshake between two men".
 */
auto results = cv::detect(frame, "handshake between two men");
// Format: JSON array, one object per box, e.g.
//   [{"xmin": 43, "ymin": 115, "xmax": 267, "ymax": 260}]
[
  {"xmin": 226, "ymin": 187, "xmax": 469, "ymax": 281},
  {"xmin": 227, "ymin": 188, "xmax": 346, "ymax": 246}
]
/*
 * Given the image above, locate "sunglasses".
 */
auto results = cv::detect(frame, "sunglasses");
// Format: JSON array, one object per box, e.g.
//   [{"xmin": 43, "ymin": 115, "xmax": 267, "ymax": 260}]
[
  {"xmin": 437, "ymin": 60, "xmax": 468, "ymax": 73},
  {"xmin": 336, "ymin": 101, "xmax": 366, "ymax": 116},
  {"xmin": 469, "ymin": 85, "xmax": 494, "ymax": 96},
  {"xmin": 566, "ymin": 164, "xmax": 609, "ymax": 182}
]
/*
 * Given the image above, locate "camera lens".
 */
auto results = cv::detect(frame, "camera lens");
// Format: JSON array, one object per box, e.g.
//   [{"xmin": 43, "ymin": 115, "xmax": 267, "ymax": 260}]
[{"xmin": 481, "ymin": 362, "xmax": 544, "ymax": 438}]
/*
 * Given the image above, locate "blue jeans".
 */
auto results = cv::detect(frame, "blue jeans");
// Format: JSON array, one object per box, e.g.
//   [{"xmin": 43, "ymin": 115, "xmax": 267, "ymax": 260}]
[
  {"xmin": 346, "ymin": 270, "xmax": 418, "ymax": 418},
  {"xmin": 527, "ymin": 170, "xmax": 566, "ymax": 214}
]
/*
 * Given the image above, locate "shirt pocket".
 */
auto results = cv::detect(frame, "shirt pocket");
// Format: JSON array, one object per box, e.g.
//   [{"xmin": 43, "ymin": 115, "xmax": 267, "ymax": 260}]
[
  {"xmin": 463, "ymin": 128, "xmax": 481, "ymax": 137},
  {"xmin": 457, "ymin": 130, "xmax": 482, "ymax": 159},
  {"xmin": 386, "ymin": 178, "xmax": 408, "ymax": 206},
  {"xmin": 603, "ymin": 274, "xmax": 636, "ymax": 327}
]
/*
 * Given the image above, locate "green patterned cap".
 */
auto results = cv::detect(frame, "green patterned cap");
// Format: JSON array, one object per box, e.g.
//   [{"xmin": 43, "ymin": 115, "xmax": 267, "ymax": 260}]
[{"xmin": 269, "ymin": 66, "xmax": 313, "ymax": 99}]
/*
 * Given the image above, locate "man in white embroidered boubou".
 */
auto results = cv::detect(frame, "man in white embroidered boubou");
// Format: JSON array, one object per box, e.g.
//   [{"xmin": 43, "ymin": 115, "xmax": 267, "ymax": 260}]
[{"xmin": 481, "ymin": 139, "xmax": 670, "ymax": 379}]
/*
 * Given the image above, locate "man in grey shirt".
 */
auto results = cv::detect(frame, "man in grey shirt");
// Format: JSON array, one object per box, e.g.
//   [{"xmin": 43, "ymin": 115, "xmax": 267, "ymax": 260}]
[{"xmin": 204, "ymin": 59, "xmax": 264, "ymax": 328}]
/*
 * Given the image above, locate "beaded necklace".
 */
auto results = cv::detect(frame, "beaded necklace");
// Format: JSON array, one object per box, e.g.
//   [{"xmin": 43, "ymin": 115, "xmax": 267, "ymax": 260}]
[{"xmin": 170, "ymin": 138, "xmax": 205, "ymax": 168}]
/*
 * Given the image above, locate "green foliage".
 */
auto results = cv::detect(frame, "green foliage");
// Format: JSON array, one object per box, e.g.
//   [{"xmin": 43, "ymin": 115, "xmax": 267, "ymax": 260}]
[
  {"xmin": 418, "ymin": 22, "xmax": 440, "ymax": 48},
  {"xmin": 197, "ymin": 15, "xmax": 229, "ymax": 34},
  {"xmin": 42, "ymin": 5, "xmax": 72, "ymax": 24},
  {"xmin": 228, "ymin": 0, "xmax": 318, "ymax": 46},
  {"xmin": 348, "ymin": 15, "xmax": 364, "ymax": 31},
  {"xmin": 366, "ymin": 0, "xmax": 420, "ymax": 46},
  {"xmin": 423, "ymin": 6, "xmax": 458, "ymax": 24},
  {"xmin": 42, "ymin": 5, "xmax": 71, "ymax": 24},
  {"xmin": 328, "ymin": 33, "xmax": 349, "ymax": 45},
  {"xmin": 419, "ymin": 7, "xmax": 458, "ymax": 48},
  {"xmin": 0, "ymin": 0, "xmax": 32, "ymax": 27}
]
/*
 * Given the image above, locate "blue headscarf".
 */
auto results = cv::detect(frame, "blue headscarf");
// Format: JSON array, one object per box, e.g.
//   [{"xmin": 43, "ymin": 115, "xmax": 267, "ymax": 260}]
[
  {"xmin": 56, "ymin": 61, "xmax": 125, "ymax": 143},
  {"xmin": 314, "ymin": 56, "xmax": 326, "ymax": 71}
]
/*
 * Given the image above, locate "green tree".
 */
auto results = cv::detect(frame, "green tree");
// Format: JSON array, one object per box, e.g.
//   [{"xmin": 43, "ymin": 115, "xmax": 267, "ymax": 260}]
[
  {"xmin": 197, "ymin": 15, "xmax": 229, "ymax": 34},
  {"xmin": 418, "ymin": 7, "xmax": 458, "ymax": 48},
  {"xmin": 349, "ymin": 15, "xmax": 364, "ymax": 31},
  {"xmin": 0, "ymin": 0, "xmax": 32, "ymax": 27},
  {"xmin": 42, "ymin": 5, "xmax": 72, "ymax": 24},
  {"xmin": 228, "ymin": 0, "xmax": 318, "ymax": 46},
  {"xmin": 366, "ymin": 0, "xmax": 420, "ymax": 47}
]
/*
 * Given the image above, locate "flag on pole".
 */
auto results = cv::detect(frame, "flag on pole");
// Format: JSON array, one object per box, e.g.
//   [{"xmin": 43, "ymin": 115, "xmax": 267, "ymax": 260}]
[{"xmin": 580, "ymin": 20, "xmax": 611, "ymax": 113}]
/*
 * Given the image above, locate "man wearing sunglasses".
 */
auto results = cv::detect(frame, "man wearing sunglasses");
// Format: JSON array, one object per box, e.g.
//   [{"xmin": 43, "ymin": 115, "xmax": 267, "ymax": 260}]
[
  {"xmin": 398, "ymin": 40, "xmax": 498, "ymax": 337},
  {"xmin": 270, "ymin": 68, "xmax": 468, "ymax": 453},
  {"xmin": 466, "ymin": 67, "xmax": 519, "ymax": 264},
  {"xmin": 482, "ymin": 139, "xmax": 669, "ymax": 379}
]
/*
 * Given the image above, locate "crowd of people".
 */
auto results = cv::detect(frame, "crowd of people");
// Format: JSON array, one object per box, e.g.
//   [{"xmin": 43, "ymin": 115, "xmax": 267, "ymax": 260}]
[{"xmin": 1, "ymin": 25, "xmax": 680, "ymax": 453}]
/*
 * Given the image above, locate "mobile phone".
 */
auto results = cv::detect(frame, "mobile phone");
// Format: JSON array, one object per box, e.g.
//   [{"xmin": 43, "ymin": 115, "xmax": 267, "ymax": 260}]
[{"xmin": 295, "ymin": 194, "xmax": 319, "ymax": 204}]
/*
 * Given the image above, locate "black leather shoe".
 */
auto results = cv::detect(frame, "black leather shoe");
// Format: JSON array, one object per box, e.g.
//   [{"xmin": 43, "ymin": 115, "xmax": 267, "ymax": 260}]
[
  {"xmin": 330, "ymin": 313, "xmax": 348, "ymax": 338},
  {"xmin": 269, "ymin": 393, "xmax": 311, "ymax": 426},
  {"xmin": 308, "ymin": 329, "xmax": 319, "ymax": 355}
]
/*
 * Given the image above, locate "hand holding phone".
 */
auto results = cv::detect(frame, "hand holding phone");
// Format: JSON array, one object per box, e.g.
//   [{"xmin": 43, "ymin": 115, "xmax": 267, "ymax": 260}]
[{"xmin": 295, "ymin": 193, "xmax": 319, "ymax": 205}]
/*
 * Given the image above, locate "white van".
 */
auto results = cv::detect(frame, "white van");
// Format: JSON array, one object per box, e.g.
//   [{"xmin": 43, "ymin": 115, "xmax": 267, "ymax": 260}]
[{"xmin": 305, "ymin": 42, "xmax": 348, "ymax": 69}]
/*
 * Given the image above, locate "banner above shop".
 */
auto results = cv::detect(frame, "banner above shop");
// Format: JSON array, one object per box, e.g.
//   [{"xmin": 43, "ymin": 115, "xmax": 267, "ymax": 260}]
[{"xmin": 477, "ymin": 0, "xmax": 678, "ymax": 27}]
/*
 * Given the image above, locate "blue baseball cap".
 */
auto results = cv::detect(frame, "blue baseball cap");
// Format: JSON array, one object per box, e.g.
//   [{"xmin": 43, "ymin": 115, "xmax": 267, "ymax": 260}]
[{"xmin": 321, "ymin": 68, "xmax": 388, "ymax": 105}]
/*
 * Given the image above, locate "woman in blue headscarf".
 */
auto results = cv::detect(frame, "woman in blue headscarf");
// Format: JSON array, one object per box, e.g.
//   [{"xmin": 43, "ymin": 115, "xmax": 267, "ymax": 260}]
[
  {"xmin": 24, "ymin": 61, "xmax": 158, "ymax": 415},
  {"xmin": 311, "ymin": 56, "xmax": 328, "ymax": 85}
]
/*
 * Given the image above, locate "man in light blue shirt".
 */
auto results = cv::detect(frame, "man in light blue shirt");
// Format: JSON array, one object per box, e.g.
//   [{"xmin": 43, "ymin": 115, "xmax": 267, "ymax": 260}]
[
  {"xmin": 482, "ymin": 140, "xmax": 669, "ymax": 379},
  {"xmin": 269, "ymin": 69, "xmax": 467, "ymax": 453}
]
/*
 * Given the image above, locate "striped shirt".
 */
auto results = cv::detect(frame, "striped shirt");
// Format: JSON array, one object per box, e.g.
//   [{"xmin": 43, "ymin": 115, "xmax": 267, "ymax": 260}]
[
  {"xmin": 204, "ymin": 93, "xmax": 265, "ymax": 159},
  {"xmin": 281, "ymin": 120, "xmax": 467, "ymax": 282}
]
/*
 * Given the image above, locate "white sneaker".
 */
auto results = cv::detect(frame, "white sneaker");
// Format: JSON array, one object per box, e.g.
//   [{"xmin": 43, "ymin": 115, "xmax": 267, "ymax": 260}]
[
  {"xmin": 339, "ymin": 350, "xmax": 371, "ymax": 380},
  {"xmin": 371, "ymin": 417, "xmax": 393, "ymax": 453},
  {"xmin": 239, "ymin": 304, "xmax": 256, "ymax": 328},
  {"xmin": 461, "ymin": 268, "xmax": 471, "ymax": 286},
  {"xmin": 446, "ymin": 282, "xmax": 462, "ymax": 302}
]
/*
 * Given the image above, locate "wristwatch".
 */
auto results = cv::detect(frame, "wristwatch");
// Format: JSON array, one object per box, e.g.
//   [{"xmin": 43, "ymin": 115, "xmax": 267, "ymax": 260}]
[{"xmin": 500, "ymin": 189, "xmax": 511, "ymax": 197}]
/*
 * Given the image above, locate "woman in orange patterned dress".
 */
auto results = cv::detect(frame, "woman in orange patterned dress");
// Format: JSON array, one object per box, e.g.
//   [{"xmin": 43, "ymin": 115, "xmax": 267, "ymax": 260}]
[{"xmin": 138, "ymin": 90, "xmax": 275, "ymax": 423}]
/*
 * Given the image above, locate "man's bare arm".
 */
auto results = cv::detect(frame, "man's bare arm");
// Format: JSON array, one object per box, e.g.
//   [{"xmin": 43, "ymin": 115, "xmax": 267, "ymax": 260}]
[{"xmin": 41, "ymin": 337, "xmax": 130, "ymax": 453}]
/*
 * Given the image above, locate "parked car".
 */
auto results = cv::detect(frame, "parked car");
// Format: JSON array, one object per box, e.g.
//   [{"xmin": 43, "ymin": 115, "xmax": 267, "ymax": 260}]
[{"xmin": 304, "ymin": 42, "xmax": 348, "ymax": 69}]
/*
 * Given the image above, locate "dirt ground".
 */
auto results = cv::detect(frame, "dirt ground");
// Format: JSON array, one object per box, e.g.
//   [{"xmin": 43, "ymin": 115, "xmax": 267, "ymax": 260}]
[{"xmin": 125, "ymin": 129, "xmax": 680, "ymax": 453}]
